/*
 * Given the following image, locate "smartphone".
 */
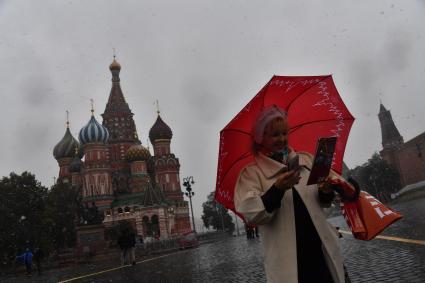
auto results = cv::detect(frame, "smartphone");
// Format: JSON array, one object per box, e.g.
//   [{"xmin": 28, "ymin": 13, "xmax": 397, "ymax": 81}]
[
  {"xmin": 288, "ymin": 154, "xmax": 300, "ymax": 171},
  {"xmin": 306, "ymin": 137, "xmax": 337, "ymax": 185}
]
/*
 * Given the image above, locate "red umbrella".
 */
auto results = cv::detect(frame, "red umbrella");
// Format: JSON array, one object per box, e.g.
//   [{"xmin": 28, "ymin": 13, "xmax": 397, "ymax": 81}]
[{"xmin": 215, "ymin": 75, "xmax": 355, "ymax": 213}]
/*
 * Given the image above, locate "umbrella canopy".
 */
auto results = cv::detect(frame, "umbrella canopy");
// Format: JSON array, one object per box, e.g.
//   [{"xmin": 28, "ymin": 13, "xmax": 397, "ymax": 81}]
[{"xmin": 215, "ymin": 75, "xmax": 355, "ymax": 212}]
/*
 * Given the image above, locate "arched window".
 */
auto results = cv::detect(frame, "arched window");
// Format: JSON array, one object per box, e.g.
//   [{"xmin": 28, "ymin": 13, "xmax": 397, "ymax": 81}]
[
  {"xmin": 124, "ymin": 206, "xmax": 131, "ymax": 213},
  {"xmin": 117, "ymin": 207, "xmax": 123, "ymax": 214}
]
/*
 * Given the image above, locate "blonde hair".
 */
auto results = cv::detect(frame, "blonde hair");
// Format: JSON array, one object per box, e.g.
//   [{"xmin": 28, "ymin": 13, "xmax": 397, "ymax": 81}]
[
  {"xmin": 253, "ymin": 116, "xmax": 288, "ymax": 154},
  {"xmin": 253, "ymin": 105, "xmax": 287, "ymax": 144}
]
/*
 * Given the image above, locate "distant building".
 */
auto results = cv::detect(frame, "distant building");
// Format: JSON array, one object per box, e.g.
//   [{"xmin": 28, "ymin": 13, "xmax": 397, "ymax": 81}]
[
  {"xmin": 378, "ymin": 103, "xmax": 425, "ymax": 187},
  {"xmin": 53, "ymin": 58, "xmax": 191, "ymax": 239}
]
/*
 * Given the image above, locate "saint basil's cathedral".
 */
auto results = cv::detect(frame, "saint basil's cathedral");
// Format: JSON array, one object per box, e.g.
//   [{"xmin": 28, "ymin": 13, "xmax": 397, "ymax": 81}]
[{"xmin": 53, "ymin": 58, "xmax": 191, "ymax": 239}]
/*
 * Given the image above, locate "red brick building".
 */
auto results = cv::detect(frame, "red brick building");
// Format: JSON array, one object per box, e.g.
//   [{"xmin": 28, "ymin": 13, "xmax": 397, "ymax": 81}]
[
  {"xmin": 378, "ymin": 103, "xmax": 425, "ymax": 187},
  {"xmin": 53, "ymin": 58, "xmax": 191, "ymax": 239}
]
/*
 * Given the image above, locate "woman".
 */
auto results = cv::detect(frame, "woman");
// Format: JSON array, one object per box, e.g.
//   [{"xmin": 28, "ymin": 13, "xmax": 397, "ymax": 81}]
[{"xmin": 234, "ymin": 105, "xmax": 349, "ymax": 283}]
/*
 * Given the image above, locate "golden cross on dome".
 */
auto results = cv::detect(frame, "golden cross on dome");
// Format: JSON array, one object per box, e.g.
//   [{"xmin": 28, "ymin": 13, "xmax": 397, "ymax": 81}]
[
  {"xmin": 155, "ymin": 99, "xmax": 160, "ymax": 115},
  {"xmin": 113, "ymin": 48, "xmax": 116, "ymax": 59},
  {"xmin": 90, "ymin": 99, "xmax": 94, "ymax": 116},
  {"xmin": 66, "ymin": 110, "xmax": 70, "ymax": 128}
]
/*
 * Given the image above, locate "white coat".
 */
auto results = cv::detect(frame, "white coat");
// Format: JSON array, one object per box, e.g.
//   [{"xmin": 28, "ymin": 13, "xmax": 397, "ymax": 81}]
[{"xmin": 234, "ymin": 151, "xmax": 345, "ymax": 283}]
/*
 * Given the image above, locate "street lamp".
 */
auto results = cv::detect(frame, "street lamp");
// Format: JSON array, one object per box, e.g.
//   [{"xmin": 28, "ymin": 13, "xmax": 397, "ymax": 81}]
[{"xmin": 183, "ymin": 176, "xmax": 196, "ymax": 233}]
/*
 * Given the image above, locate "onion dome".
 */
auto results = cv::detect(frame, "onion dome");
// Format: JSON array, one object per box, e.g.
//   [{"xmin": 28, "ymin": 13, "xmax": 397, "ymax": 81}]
[
  {"xmin": 79, "ymin": 116, "xmax": 109, "ymax": 145},
  {"xmin": 69, "ymin": 156, "xmax": 82, "ymax": 173},
  {"xmin": 53, "ymin": 127, "xmax": 82, "ymax": 160},
  {"xmin": 125, "ymin": 143, "xmax": 151, "ymax": 162},
  {"xmin": 149, "ymin": 115, "xmax": 173, "ymax": 143},
  {"xmin": 109, "ymin": 58, "xmax": 121, "ymax": 71}
]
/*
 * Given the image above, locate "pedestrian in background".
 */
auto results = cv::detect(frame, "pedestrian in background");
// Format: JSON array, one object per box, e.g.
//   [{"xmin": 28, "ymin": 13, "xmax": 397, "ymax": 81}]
[
  {"xmin": 128, "ymin": 230, "xmax": 136, "ymax": 265},
  {"xmin": 16, "ymin": 248, "xmax": 33, "ymax": 275},
  {"xmin": 118, "ymin": 228, "xmax": 130, "ymax": 266}
]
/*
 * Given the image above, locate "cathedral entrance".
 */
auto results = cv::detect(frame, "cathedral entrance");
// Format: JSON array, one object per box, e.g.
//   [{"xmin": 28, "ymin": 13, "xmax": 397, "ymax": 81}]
[{"xmin": 142, "ymin": 215, "xmax": 161, "ymax": 238}]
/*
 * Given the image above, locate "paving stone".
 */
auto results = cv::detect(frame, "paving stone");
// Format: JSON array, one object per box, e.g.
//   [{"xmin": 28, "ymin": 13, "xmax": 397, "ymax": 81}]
[{"xmin": 2, "ymin": 198, "xmax": 424, "ymax": 283}]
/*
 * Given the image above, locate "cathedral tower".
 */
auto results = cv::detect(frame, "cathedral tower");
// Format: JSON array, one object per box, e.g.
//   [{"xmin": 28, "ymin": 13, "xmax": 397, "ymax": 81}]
[
  {"xmin": 79, "ymin": 106, "xmax": 113, "ymax": 209},
  {"xmin": 125, "ymin": 137, "xmax": 152, "ymax": 193},
  {"xmin": 101, "ymin": 58, "xmax": 138, "ymax": 165},
  {"xmin": 53, "ymin": 116, "xmax": 82, "ymax": 183},
  {"xmin": 101, "ymin": 57, "xmax": 139, "ymax": 193},
  {"xmin": 149, "ymin": 112, "xmax": 183, "ymax": 202}
]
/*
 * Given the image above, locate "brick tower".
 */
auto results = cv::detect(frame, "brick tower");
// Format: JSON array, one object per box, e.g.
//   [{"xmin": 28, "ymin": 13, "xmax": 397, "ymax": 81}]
[
  {"xmin": 378, "ymin": 103, "xmax": 404, "ymax": 178},
  {"xmin": 78, "ymin": 106, "xmax": 113, "ymax": 208},
  {"xmin": 53, "ymin": 116, "xmax": 82, "ymax": 183},
  {"xmin": 101, "ymin": 58, "xmax": 138, "ymax": 193}
]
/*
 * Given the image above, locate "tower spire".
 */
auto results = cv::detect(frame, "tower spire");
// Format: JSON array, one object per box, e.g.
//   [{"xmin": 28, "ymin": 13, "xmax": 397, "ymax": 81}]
[
  {"xmin": 378, "ymin": 102, "xmax": 403, "ymax": 149},
  {"xmin": 102, "ymin": 58, "xmax": 138, "ymax": 145}
]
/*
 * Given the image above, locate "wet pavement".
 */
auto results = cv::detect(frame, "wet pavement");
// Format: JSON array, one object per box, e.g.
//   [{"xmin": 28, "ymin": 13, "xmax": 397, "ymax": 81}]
[{"xmin": 2, "ymin": 198, "xmax": 424, "ymax": 283}]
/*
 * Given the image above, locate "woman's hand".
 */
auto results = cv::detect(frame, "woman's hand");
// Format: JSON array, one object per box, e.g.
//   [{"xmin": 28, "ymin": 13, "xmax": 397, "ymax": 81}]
[
  {"xmin": 274, "ymin": 169, "xmax": 301, "ymax": 192},
  {"xmin": 318, "ymin": 177, "xmax": 335, "ymax": 194}
]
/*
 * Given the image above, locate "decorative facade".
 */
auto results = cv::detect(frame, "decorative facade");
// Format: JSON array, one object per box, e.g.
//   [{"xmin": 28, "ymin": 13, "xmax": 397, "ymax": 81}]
[
  {"xmin": 378, "ymin": 103, "xmax": 425, "ymax": 187},
  {"xmin": 53, "ymin": 58, "xmax": 191, "ymax": 239}
]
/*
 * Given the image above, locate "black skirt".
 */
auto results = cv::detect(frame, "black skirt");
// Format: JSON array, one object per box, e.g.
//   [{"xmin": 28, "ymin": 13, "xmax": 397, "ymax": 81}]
[{"xmin": 293, "ymin": 189, "xmax": 334, "ymax": 283}]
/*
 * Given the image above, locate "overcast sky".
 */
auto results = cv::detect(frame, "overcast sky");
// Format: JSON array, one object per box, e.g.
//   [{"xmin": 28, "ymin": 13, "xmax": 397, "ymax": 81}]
[{"xmin": 1, "ymin": 0, "xmax": 424, "ymax": 219}]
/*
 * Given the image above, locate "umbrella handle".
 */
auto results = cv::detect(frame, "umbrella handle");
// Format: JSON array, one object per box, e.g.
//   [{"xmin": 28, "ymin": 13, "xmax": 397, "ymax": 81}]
[{"xmin": 329, "ymin": 177, "xmax": 360, "ymax": 201}]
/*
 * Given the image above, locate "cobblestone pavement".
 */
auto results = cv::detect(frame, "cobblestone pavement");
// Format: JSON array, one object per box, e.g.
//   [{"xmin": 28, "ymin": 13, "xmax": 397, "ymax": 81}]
[
  {"xmin": 2, "ymin": 198, "xmax": 424, "ymax": 283},
  {"xmin": 328, "ymin": 197, "xmax": 425, "ymax": 283}
]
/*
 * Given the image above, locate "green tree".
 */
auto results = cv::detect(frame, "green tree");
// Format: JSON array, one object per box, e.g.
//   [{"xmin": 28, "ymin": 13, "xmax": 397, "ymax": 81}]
[
  {"xmin": 44, "ymin": 181, "xmax": 84, "ymax": 252},
  {"xmin": 0, "ymin": 172, "xmax": 47, "ymax": 265},
  {"xmin": 348, "ymin": 153, "xmax": 401, "ymax": 199},
  {"xmin": 201, "ymin": 192, "xmax": 234, "ymax": 232}
]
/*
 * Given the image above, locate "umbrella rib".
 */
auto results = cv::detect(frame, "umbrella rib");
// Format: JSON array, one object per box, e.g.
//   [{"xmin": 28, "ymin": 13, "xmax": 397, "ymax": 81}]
[
  {"xmin": 290, "ymin": 117, "xmax": 353, "ymax": 132},
  {"xmin": 285, "ymin": 76, "xmax": 331, "ymax": 112}
]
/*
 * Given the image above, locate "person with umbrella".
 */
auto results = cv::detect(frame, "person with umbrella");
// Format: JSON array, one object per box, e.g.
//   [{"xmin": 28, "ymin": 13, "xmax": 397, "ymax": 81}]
[{"xmin": 234, "ymin": 105, "xmax": 350, "ymax": 283}]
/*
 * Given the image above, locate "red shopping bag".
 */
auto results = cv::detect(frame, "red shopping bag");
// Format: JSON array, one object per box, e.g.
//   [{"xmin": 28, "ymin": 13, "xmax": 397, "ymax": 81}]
[{"xmin": 340, "ymin": 191, "xmax": 403, "ymax": 240}]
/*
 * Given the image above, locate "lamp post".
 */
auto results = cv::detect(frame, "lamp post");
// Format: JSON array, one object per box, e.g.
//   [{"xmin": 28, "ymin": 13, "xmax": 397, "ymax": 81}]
[{"xmin": 183, "ymin": 176, "xmax": 196, "ymax": 233}]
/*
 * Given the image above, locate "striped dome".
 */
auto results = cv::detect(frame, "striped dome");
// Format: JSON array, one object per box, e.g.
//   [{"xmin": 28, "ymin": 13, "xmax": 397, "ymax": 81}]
[
  {"xmin": 79, "ymin": 116, "xmax": 109, "ymax": 145},
  {"xmin": 125, "ymin": 144, "xmax": 151, "ymax": 162},
  {"xmin": 53, "ymin": 128, "xmax": 82, "ymax": 160}
]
